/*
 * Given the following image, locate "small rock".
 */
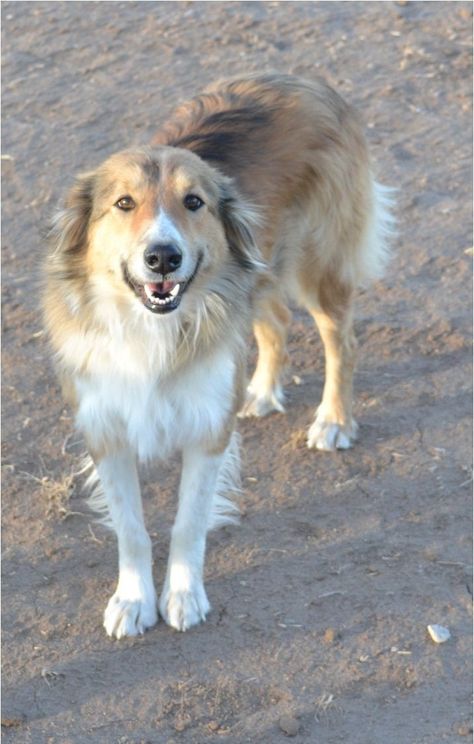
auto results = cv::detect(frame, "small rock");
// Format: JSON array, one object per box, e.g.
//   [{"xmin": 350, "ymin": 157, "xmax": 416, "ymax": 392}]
[
  {"xmin": 459, "ymin": 7, "xmax": 472, "ymax": 20},
  {"xmin": 427, "ymin": 624, "xmax": 451, "ymax": 643},
  {"xmin": 456, "ymin": 723, "xmax": 473, "ymax": 736},
  {"xmin": 278, "ymin": 714, "xmax": 301, "ymax": 736},
  {"xmin": 173, "ymin": 715, "xmax": 191, "ymax": 732},
  {"xmin": 323, "ymin": 627, "xmax": 340, "ymax": 644}
]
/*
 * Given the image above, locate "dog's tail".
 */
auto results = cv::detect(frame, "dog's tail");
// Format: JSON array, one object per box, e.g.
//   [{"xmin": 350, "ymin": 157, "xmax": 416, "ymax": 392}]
[
  {"xmin": 83, "ymin": 455, "xmax": 115, "ymax": 528},
  {"xmin": 208, "ymin": 431, "xmax": 241, "ymax": 530},
  {"xmin": 357, "ymin": 178, "xmax": 397, "ymax": 285}
]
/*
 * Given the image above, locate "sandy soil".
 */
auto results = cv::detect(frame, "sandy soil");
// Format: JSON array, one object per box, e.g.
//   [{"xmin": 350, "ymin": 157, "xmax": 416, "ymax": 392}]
[{"xmin": 2, "ymin": 2, "xmax": 472, "ymax": 742}]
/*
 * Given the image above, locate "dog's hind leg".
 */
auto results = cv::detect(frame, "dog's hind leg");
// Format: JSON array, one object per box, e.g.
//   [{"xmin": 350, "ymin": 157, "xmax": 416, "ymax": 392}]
[
  {"xmin": 239, "ymin": 283, "xmax": 291, "ymax": 417},
  {"xmin": 90, "ymin": 447, "xmax": 158, "ymax": 638},
  {"xmin": 305, "ymin": 275, "xmax": 358, "ymax": 451}
]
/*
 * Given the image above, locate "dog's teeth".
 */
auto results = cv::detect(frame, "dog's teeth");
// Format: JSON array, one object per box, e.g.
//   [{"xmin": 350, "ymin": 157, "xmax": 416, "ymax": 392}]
[
  {"xmin": 153, "ymin": 295, "xmax": 173, "ymax": 305},
  {"xmin": 144, "ymin": 282, "xmax": 180, "ymax": 306}
]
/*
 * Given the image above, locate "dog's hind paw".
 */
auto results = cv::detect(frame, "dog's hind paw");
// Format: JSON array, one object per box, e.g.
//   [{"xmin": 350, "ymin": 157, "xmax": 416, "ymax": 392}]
[
  {"xmin": 103, "ymin": 591, "xmax": 158, "ymax": 639},
  {"xmin": 307, "ymin": 414, "xmax": 358, "ymax": 451},
  {"xmin": 238, "ymin": 386, "xmax": 286, "ymax": 418},
  {"xmin": 159, "ymin": 581, "xmax": 210, "ymax": 632}
]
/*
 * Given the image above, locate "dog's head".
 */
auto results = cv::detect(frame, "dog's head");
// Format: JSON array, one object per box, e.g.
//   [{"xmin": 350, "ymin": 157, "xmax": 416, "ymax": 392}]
[{"xmin": 49, "ymin": 147, "xmax": 263, "ymax": 316}]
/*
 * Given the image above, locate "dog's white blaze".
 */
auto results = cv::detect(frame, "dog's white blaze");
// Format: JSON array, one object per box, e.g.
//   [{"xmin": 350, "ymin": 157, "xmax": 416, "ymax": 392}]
[{"xmin": 146, "ymin": 210, "xmax": 183, "ymax": 248}]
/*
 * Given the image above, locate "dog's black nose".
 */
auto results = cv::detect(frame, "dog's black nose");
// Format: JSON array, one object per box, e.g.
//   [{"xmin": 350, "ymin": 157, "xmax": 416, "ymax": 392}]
[{"xmin": 144, "ymin": 243, "xmax": 182, "ymax": 274}]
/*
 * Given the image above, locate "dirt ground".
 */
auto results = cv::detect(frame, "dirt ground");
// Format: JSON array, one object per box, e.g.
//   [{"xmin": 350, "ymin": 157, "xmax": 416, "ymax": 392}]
[{"xmin": 2, "ymin": 2, "xmax": 472, "ymax": 743}]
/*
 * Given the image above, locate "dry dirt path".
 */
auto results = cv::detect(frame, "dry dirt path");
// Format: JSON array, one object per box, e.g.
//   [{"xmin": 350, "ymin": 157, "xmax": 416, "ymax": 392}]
[{"xmin": 2, "ymin": 2, "xmax": 472, "ymax": 743}]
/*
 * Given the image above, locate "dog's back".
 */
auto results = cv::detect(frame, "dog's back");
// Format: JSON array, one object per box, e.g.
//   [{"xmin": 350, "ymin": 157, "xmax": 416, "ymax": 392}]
[{"xmin": 154, "ymin": 73, "xmax": 383, "ymax": 282}]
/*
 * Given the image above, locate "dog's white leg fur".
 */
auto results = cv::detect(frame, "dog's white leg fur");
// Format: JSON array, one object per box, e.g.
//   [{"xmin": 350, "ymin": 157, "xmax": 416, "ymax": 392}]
[
  {"xmin": 159, "ymin": 446, "xmax": 226, "ymax": 631},
  {"xmin": 95, "ymin": 449, "xmax": 158, "ymax": 638}
]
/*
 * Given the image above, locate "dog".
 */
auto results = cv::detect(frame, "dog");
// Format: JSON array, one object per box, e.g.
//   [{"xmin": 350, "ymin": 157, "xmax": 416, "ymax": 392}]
[{"xmin": 43, "ymin": 73, "xmax": 393, "ymax": 639}]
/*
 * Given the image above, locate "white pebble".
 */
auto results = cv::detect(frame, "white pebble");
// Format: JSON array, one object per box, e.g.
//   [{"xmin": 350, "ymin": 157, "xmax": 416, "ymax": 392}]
[{"xmin": 427, "ymin": 624, "xmax": 451, "ymax": 643}]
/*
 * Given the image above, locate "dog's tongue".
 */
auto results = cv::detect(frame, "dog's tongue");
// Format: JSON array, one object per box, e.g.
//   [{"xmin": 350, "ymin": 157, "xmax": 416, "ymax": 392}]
[{"xmin": 148, "ymin": 280, "xmax": 177, "ymax": 295}]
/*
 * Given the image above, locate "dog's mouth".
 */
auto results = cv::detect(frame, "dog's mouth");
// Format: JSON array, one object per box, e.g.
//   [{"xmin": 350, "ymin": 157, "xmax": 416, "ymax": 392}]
[{"xmin": 122, "ymin": 254, "xmax": 203, "ymax": 314}]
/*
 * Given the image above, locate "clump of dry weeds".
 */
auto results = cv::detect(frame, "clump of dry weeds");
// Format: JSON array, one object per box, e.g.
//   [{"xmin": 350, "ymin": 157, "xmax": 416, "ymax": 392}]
[{"xmin": 12, "ymin": 445, "xmax": 91, "ymax": 520}]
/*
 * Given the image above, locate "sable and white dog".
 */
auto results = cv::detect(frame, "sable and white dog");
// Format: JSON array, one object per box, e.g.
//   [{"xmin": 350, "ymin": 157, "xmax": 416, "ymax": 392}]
[{"xmin": 43, "ymin": 74, "xmax": 393, "ymax": 639}]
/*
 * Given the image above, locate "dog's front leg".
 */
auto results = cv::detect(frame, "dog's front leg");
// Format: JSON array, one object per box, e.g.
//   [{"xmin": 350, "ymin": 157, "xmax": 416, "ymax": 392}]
[
  {"xmin": 160, "ymin": 445, "xmax": 225, "ymax": 631},
  {"xmin": 94, "ymin": 447, "xmax": 158, "ymax": 639}
]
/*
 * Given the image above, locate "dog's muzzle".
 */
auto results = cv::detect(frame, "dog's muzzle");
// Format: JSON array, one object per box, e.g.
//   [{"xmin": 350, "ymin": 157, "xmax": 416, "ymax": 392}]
[{"xmin": 122, "ymin": 253, "xmax": 203, "ymax": 314}]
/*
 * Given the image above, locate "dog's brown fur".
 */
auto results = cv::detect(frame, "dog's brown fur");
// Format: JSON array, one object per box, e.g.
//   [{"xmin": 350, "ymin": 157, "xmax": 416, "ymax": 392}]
[{"xmin": 152, "ymin": 73, "xmax": 390, "ymax": 439}]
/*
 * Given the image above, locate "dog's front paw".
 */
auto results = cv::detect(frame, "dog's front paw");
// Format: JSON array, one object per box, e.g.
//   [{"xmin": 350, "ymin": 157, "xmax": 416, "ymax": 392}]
[
  {"xmin": 307, "ymin": 411, "xmax": 358, "ymax": 451},
  {"xmin": 159, "ymin": 580, "xmax": 210, "ymax": 632},
  {"xmin": 104, "ymin": 590, "xmax": 158, "ymax": 639}
]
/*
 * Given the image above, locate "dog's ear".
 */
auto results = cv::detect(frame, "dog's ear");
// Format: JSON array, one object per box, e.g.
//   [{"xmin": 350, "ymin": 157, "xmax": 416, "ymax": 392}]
[
  {"xmin": 218, "ymin": 179, "xmax": 265, "ymax": 273},
  {"xmin": 49, "ymin": 172, "xmax": 95, "ymax": 256}
]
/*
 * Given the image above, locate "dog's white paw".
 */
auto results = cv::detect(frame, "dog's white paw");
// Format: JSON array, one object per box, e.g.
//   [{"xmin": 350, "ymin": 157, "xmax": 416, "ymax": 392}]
[
  {"xmin": 103, "ymin": 590, "xmax": 158, "ymax": 639},
  {"xmin": 307, "ymin": 412, "xmax": 358, "ymax": 451},
  {"xmin": 238, "ymin": 386, "xmax": 285, "ymax": 418},
  {"xmin": 160, "ymin": 580, "xmax": 210, "ymax": 632}
]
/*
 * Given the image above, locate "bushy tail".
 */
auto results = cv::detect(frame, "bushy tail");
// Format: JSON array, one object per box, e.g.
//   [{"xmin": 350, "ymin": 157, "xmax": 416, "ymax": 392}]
[
  {"xmin": 208, "ymin": 431, "xmax": 242, "ymax": 530},
  {"xmin": 359, "ymin": 179, "xmax": 397, "ymax": 284},
  {"xmin": 81, "ymin": 455, "xmax": 115, "ymax": 529}
]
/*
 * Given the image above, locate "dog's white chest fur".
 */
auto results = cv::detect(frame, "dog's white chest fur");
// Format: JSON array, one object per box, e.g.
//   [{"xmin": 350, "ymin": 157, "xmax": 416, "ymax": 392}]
[{"xmin": 75, "ymin": 348, "xmax": 236, "ymax": 461}]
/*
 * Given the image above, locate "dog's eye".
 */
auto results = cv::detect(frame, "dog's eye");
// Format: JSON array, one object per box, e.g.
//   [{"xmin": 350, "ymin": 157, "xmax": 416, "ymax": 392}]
[
  {"xmin": 115, "ymin": 196, "xmax": 136, "ymax": 211},
  {"xmin": 184, "ymin": 194, "xmax": 204, "ymax": 212}
]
